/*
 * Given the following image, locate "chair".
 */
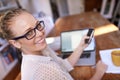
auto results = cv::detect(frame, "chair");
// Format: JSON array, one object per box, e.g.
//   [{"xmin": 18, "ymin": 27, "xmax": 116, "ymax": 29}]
[
  {"xmin": 15, "ymin": 73, "xmax": 21, "ymax": 80},
  {"xmin": 100, "ymin": 0, "xmax": 115, "ymax": 19},
  {"xmin": 112, "ymin": 0, "xmax": 120, "ymax": 27}
]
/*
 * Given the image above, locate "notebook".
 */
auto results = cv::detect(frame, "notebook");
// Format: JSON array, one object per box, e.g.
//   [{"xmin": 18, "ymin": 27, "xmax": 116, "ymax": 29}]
[{"xmin": 60, "ymin": 29, "xmax": 96, "ymax": 66}]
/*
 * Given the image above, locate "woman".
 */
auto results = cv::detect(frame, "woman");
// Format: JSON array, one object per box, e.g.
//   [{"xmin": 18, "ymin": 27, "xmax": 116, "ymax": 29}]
[{"xmin": 0, "ymin": 9, "xmax": 107, "ymax": 80}]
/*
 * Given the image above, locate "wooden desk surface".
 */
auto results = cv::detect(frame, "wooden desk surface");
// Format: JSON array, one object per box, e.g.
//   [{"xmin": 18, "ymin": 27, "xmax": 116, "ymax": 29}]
[{"xmin": 48, "ymin": 12, "xmax": 120, "ymax": 80}]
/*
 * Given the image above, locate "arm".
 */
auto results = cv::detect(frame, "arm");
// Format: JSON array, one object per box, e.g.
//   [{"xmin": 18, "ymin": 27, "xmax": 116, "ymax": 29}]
[
  {"xmin": 67, "ymin": 35, "xmax": 89, "ymax": 66},
  {"xmin": 90, "ymin": 60, "xmax": 108, "ymax": 80}
]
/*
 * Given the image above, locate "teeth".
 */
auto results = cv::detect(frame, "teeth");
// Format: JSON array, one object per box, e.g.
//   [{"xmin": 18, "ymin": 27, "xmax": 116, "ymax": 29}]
[{"xmin": 37, "ymin": 38, "xmax": 44, "ymax": 44}]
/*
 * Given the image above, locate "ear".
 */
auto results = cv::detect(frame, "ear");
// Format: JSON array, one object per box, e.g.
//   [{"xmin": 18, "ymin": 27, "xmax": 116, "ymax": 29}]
[{"xmin": 8, "ymin": 40, "xmax": 21, "ymax": 49}]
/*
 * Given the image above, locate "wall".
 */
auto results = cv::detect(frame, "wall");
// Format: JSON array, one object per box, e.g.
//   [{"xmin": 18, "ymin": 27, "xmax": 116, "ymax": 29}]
[
  {"xmin": 56, "ymin": 0, "xmax": 69, "ymax": 17},
  {"xmin": 18, "ymin": 0, "xmax": 85, "ymax": 20},
  {"xmin": 85, "ymin": 0, "xmax": 102, "ymax": 12},
  {"xmin": 19, "ymin": 0, "xmax": 53, "ymax": 18},
  {"xmin": 67, "ymin": 0, "xmax": 85, "ymax": 15},
  {"xmin": 55, "ymin": 0, "xmax": 85, "ymax": 17}
]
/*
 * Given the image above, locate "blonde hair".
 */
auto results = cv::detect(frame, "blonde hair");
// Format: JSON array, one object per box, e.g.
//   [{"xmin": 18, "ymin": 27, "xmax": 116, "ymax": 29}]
[{"xmin": 0, "ymin": 9, "xmax": 27, "ymax": 40}]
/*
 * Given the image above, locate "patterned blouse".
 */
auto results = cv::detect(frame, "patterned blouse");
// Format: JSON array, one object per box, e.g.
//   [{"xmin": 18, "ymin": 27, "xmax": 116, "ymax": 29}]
[{"xmin": 21, "ymin": 46, "xmax": 74, "ymax": 80}]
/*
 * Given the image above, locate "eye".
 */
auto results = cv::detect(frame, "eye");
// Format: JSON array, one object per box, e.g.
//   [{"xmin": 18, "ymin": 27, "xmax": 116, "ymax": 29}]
[
  {"xmin": 37, "ymin": 24, "xmax": 44, "ymax": 31},
  {"xmin": 26, "ymin": 29, "xmax": 35, "ymax": 38}
]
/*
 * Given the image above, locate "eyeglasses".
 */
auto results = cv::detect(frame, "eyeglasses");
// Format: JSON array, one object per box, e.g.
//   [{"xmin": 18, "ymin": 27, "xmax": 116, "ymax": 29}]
[{"xmin": 12, "ymin": 21, "xmax": 45, "ymax": 40}]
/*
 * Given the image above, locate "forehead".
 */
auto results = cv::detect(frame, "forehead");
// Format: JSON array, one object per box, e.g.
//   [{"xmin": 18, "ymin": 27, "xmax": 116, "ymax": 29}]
[{"xmin": 10, "ymin": 12, "xmax": 37, "ymax": 36}]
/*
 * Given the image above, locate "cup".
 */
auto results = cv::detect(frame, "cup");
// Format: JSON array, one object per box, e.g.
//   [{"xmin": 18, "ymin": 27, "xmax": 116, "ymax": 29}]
[{"xmin": 111, "ymin": 50, "xmax": 120, "ymax": 66}]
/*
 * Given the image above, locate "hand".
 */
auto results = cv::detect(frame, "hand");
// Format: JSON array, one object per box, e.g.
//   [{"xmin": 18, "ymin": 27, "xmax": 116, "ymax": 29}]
[
  {"xmin": 78, "ymin": 35, "xmax": 89, "ymax": 50},
  {"xmin": 95, "ymin": 60, "xmax": 108, "ymax": 80},
  {"xmin": 96, "ymin": 60, "xmax": 108, "ymax": 74},
  {"xmin": 90, "ymin": 60, "xmax": 108, "ymax": 80}
]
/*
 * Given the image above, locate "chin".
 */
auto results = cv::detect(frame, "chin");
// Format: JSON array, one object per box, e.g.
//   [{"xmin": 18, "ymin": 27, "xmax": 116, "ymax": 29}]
[
  {"xmin": 35, "ymin": 38, "xmax": 47, "ymax": 50},
  {"xmin": 37, "ymin": 42, "xmax": 47, "ymax": 51},
  {"xmin": 41, "ymin": 43, "xmax": 47, "ymax": 50}
]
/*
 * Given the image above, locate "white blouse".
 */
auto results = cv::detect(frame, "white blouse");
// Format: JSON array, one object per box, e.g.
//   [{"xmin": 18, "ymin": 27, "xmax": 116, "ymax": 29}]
[{"xmin": 21, "ymin": 46, "xmax": 74, "ymax": 80}]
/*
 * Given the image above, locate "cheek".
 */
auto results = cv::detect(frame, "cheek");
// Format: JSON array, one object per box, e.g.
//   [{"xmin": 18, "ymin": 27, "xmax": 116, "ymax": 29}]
[
  {"xmin": 22, "ymin": 37, "xmax": 47, "ymax": 49},
  {"xmin": 20, "ymin": 39, "xmax": 35, "ymax": 52},
  {"xmin": 19, "ymin": 39, "xmax": 33, "ymax": 48},
  {"xmin": 42, "ymin": 30, "xmax": 45, "ymax": 36}
]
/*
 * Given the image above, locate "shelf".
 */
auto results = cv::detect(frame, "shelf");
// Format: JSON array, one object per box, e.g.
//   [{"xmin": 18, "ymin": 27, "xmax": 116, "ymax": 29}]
[
  {"xmin": 0, "ymin": 59, "xmax": 18, "ymax": 80},
  {"xmin": 0, "ymin": 4, "xmax": 17, "ymax": 11},
  {"xmin": 0, "ymin": 0, "xmax": 18, "ymax": 12},
  {"xmin": 0, "ymin": 38, "xmax": 18, "ymax": 80},
  {"xmin": 0, "ymin": 42, "xmax": 9, "ymax": 52}
]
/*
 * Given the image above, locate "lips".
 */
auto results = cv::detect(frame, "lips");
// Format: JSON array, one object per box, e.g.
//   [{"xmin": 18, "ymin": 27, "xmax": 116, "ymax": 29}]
[
  {"xmin": 36, "ymin": 38, "xmax": 45, "ymax": 44},
  {"xmin": 37, "ymin": 38, "xmax": 45, "ymax": 44}
]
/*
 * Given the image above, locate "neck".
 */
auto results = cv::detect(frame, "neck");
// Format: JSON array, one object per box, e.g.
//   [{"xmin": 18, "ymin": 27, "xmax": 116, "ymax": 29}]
[{"xmin": 22, "ymin": 50, "xmax": 43, "ymax": 55}]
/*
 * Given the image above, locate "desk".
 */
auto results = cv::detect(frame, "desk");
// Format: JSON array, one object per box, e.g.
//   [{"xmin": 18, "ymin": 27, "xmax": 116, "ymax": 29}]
[{"xmin": 48, "ymin": 12, "xmax": 120, "ymax": 80}]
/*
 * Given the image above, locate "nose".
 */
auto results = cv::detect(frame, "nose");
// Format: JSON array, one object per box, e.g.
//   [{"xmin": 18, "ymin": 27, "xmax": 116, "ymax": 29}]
[{"xmin": 35, "ymin": 29, "xmax": 44, "ymax": 37}]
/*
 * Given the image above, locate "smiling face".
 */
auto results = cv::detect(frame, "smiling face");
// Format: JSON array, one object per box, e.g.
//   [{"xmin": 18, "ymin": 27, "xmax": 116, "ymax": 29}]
[{"xmin": 9, "ymin": 12, "xmax": 47, "ymax": 55}]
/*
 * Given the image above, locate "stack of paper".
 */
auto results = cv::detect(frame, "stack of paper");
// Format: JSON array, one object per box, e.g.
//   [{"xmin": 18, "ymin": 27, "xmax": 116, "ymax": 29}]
[
  {"xmin": 99, "ymin": 48, "xmax": 120, "ymax": 74},
  {"xmin": 46, "ymin": 36, "xmax": 60, "ymax": 51}
]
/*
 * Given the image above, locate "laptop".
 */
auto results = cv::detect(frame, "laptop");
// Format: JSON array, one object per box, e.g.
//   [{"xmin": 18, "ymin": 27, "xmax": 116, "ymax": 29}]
[{"xmin": 60, "ymin": 29, "xmax": 96, "ymax": 66}]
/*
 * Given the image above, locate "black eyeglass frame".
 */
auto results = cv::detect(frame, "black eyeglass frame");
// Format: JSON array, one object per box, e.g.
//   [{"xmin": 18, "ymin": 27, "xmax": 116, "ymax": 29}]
[{"xmin": 12, "ymin": 21, "xmax": 45, "ymax": 40}]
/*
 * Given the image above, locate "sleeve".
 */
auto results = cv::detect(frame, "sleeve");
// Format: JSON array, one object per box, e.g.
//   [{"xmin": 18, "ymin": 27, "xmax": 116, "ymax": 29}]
[
  {"xmin": 34, "ymin": 64, "xmax": 70, "ymax": 80},
  {"xmin": 42, "ymin": 46, "xmax": 74, "ymax": 72}
]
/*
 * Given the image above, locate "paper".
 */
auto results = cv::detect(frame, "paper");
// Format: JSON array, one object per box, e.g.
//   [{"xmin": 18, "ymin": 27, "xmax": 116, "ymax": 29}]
[
  {"xmin": 99, "ymin": 48, "xmax": 120, "ymax": 74},
  {"xmin": 46, "ymin": 36, "xmax": 60, "ymax": 51}
]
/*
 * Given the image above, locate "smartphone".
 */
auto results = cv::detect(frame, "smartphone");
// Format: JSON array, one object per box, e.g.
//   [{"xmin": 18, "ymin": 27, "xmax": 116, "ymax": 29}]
[{"xmin": 85, "ymin": 28, "xmax": 94, "ymax": 44}]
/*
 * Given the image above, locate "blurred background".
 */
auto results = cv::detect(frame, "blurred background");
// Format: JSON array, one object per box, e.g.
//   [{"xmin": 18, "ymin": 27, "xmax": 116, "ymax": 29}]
[
  {"xmin": 0, "ymin": 0, "xmax": 120, "ymax": 80},
  {"xmin": 0, "ymin": 0, "xmax": 120, "ymax": 27}
]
